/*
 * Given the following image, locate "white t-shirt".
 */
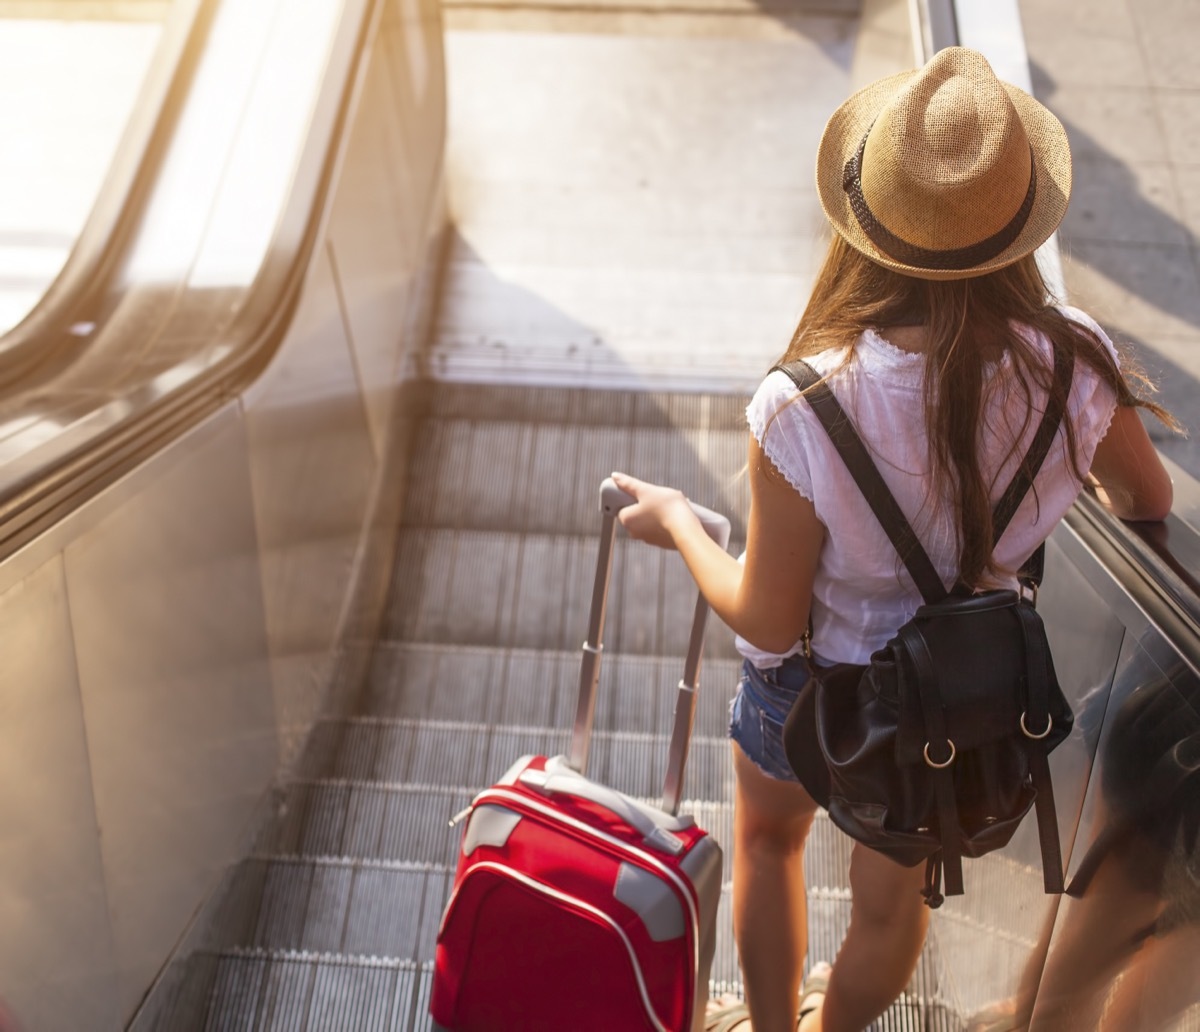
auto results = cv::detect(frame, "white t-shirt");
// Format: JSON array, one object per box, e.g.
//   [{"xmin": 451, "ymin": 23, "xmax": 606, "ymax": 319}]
[{"xmin": 737, "ymin": 306, "xmax": 1120, "ymax": 668}]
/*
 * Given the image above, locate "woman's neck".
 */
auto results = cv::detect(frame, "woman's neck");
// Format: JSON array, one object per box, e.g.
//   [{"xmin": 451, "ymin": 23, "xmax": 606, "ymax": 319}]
[{"xmin": 875, "ymin": 324, "xmax": 930, "ymax": 354}]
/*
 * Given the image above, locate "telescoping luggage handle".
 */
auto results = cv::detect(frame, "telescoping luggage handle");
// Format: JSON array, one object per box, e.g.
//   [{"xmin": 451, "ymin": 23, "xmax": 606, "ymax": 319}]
[{"xmin": 568, "ymin": 478, "xmax": 732, "ymax": 816}]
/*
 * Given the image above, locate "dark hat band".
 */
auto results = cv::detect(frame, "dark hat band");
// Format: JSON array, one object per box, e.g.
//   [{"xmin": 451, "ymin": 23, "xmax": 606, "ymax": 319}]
[{"xmin": 841, "ymin": 131, "xmax": 1038, "ymax": 271}]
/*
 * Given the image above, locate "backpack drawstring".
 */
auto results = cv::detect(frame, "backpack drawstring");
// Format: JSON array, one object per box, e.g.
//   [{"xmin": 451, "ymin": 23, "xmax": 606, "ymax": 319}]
[{"xmin": 922, "ymin": 853, "xmax": 945, "ymax": 909}]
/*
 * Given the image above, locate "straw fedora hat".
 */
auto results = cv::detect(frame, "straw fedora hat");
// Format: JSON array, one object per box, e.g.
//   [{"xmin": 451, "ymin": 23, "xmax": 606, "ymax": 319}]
[{"xmin": 816, "ymin": 47, "xmax": 1071, "ymax": 281}]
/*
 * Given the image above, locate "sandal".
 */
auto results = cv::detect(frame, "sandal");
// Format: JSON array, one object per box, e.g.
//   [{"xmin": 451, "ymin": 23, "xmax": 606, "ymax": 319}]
[
  {"xmin": 705, "ymin": 963, "xmax": 832, "ymax": 1032},
  {"xmin": 704, "ymin": 999, "xmax": 751, "ymax": 1032},
  {"xmin": 798, "ymin": 961, "xmax": 832, "ymax": 1026},
  {"xmin": 966, "ymin": 1001, "xmax": 1025, "ymax": 1032}
]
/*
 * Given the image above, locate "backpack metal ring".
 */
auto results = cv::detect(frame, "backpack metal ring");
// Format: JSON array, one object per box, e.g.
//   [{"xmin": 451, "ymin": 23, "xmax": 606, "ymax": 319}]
[
  {"xmin": 923, "ymin": 740, "xmax": 956, "ymax": 769},
  {"xmin": 1020, "ymin": 711, "xmax": 1053, "ymax": 740}
]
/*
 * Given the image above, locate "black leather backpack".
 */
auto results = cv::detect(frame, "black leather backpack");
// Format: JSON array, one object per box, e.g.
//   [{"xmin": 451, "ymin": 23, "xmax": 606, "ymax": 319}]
[{"xmin": 776, "ymin": 350, "xmax": 1075, "ymax": 907}]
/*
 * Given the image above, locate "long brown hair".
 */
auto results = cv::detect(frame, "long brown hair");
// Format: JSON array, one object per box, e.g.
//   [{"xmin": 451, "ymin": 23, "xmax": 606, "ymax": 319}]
[{"xmin": 780, "ymin": 235, "xmax": 1176, "ymax": 586}]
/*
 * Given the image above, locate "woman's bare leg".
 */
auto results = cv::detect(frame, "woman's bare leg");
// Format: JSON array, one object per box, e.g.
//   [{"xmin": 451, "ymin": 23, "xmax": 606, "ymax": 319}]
[
  {"xmin": 1098, "ymin": 921, "xmax": 1200, "ymax": 1031},
  {"xmin": 801, "ymin": 842, "xmax": 930, "ymax": 1032},
  {"xmin": 1028, "ymin": 852, "xmax": 1164, "ymax": 1028},
  {"xmin": 732, "ymin": 742, "xmax": 820, "ymax": 1032}
]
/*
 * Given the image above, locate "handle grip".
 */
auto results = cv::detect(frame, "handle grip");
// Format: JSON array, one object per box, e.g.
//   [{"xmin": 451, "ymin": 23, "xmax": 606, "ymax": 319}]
[
  {"xmin": 572, "ymin": 478, "xmax": 731, "ymax": 815},
  {"xmin": 600, "ymin": 478, "xmax": 732, "ymax": 550},
  {"xmin": 520, "ymin": 757, "xmax": 694, "ymax": 854}
]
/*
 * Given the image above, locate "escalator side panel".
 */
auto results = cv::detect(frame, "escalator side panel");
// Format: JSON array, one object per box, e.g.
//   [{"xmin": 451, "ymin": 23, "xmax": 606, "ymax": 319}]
[
  {"xmin": 0, "ymin": 553, "xmax": 121, "ymax": 1031},
  {"xmin": 0, "ymin": 1, "xmax": 448, "ymax": 1028}
]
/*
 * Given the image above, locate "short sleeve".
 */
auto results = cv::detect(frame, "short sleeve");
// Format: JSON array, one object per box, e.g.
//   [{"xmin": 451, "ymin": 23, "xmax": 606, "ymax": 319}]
[
  {"xmin": 1060, "ymin": 305, "xmax": 1121, "ymax": 370},
  {"xmin": 746, "ymin": 370, "xmax": 816, "ymax": 502},
  {"xmin": 1060, "ymin": 306, "xmax": 1120, "ymax": 468}
]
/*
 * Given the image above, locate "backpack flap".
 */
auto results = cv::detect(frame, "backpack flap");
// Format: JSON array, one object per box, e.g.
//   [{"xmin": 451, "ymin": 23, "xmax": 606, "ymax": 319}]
[
  {"xmin": 884, "ymin": 588, "xmax": 1073, "ymax": 900},
  {"xmin": 892, "ymin": 590, "xmax": 1071, "ymax": 768}
]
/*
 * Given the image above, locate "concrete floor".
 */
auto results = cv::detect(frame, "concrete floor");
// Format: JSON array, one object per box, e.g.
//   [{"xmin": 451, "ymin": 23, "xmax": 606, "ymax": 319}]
[
  {"xmin": 432, "ymin": 0, "xmax": 911, "ymax": 393},
  {"xmin": 1019, "ymin": 0, "xmax": 1200, "ymax": 476}
]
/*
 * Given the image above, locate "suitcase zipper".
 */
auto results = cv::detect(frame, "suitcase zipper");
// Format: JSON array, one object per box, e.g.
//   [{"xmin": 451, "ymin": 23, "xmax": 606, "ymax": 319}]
[{"xmin": 441, "ymin": 859, "xmax": 672, "ymax": 1032}]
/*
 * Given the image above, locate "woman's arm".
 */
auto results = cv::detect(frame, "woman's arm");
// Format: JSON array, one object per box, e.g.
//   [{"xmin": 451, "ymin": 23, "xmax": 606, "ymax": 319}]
[
  {"xmin": 1088, "ymin": 405, "xmax": 1174, "ymax": 521},
  {"xmin": 612, "ymin": 435, "xmax": 824, "ymax": 654}
]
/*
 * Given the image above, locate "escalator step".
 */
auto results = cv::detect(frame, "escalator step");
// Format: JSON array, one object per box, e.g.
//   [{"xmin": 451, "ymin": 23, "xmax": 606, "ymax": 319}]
[
  {"xmin": 385, "ymin": 526, "xmax": 741, "ymax": 658},
  {"xmin": 195, "ymin": 950, "xmax": 421, "ymax": 1032},
  {"xmin": 402, "ymin": 416, "xmax": 750, "ymax": 539},
  {"xmin": 363, "ymin": 642, "xmax": 740, "ymax": 737},
  {"xmin": 198, "ymin": 857, "xmax": 451, "ymax": 958},
  {"xmin": 301, "ymin": 717, "xmax": 733, "ymax": 802},
  {"xmin": 151, "ymin": 943, "xmax": 963, "ymax": 1032},
  {"xmin": 257, "ymin": 781, "xmax": 472, "ymax": 866},
  {"xmin": 422, "ymin": 382, "xmax": 749, "ymax": 431}
]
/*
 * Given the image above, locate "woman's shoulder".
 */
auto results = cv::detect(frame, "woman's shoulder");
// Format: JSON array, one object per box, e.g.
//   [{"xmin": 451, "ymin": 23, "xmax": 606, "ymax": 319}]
[
  {"xmin": 1009, "ymin": 306, "xmax": 1121, "ymax": 452},
  {"xmin": 1019, "ymin": 304, "xmax": 1120, "ymax": 368},
  {"xmin": 747, "ymin": 367, "xmax": 813, "ymax": 441},
  {"xmin": 755, "ymin": 331, "xmax": 921, "ymax": 396},
  {"xmin": 751, "ymin": 349, "xmax": 841, "ymax": 410},
  {"xmin": 1056, "ymin": 303, "xmax": 1107, "ymax": 340}
]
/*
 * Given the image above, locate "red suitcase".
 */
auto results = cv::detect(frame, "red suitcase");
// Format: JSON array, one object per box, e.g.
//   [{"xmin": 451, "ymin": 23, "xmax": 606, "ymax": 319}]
[{"xmin": 430, "ymin": 479, "xmax": 730, "ymax": 1032}]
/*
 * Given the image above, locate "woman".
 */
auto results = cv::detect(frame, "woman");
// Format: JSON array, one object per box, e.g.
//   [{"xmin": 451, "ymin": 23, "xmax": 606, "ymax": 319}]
[{"xmin": 613, "ymin": 47, "xmax": 1175, "ymax": 1032}]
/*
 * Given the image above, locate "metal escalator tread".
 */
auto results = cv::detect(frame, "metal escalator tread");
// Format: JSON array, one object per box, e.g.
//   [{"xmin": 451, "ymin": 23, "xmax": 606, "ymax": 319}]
[
  {"xmin": 403, "ymin": 417, "xmax": 750, "ymax": 537},
  {"xmin": 232, "ymin": 857, "xmax": 449, "ymax": 958},
  {"xmin": 386, "ymin": 526, "xmax": 743, "ymax": 657},
  {"xmin": 422, "ymin": 382, "xmax": 749, "ymax": 430},
  {"xmin": 176, "ymin": 940, "xmax": 962, "ymax": 1032},
  {"xmin": 257, "ymin": 779, "xmax": 736, "ymax": 866},
  {"xmin": 366, "ymin": 642, "xmax": 740, "ymax": 732},
  {"xmin": 300, "ymin": 716, "xmax": 732, "ymax": 802},
  {"xmin": 258, "ymin": 781, "xmax": 475, "ymax": 865},
  {"xmin": 184, "ymin": 949, "xmax": 425, "ymax": 1032}
]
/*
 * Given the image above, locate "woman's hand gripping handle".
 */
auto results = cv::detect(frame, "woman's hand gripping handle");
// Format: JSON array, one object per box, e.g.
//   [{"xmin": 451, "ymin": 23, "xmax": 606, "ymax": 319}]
[
  {"xmin": 604, "ymin": 473, "xmax": 732, "ymax": 551},
  {"xmin": 572, "ymin": 477, "xmax": 731, "ymax": 812}
]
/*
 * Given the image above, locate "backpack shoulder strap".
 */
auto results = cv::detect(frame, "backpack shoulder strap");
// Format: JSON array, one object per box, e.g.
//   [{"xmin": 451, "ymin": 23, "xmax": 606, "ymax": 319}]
[
  {"xmin": 991, "ymin": 344, "xmax": 1076, "ymax": 578},
  {"xmin": 772, "ymin": 361, "xmax": 947, "ymax": 604},
  {"xmin": 772, "ymin": 345, "xmax": 1074, "ymax": 601}
]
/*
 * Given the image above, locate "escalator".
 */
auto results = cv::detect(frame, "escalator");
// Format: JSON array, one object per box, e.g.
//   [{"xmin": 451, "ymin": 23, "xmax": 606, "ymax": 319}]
[{"xmin": 1, "ymin": 0, "xmax": 1199, "ymax": 1029}]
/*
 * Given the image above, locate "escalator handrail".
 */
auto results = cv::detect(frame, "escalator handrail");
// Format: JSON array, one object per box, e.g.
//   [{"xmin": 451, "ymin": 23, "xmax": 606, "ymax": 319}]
[
  {"xmin": 0, "ymin": 0, "xmax": 441, "ymax": 564},
  {"xmin": 0, "ymin": 0, "xmax": 215, "ymax": 384}
]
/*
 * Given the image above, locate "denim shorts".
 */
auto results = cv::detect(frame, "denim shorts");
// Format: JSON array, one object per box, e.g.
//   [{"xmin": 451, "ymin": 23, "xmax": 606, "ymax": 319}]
[{"xmin": 728, "ymin": 654, "xmax": 812, "ymax": 783}]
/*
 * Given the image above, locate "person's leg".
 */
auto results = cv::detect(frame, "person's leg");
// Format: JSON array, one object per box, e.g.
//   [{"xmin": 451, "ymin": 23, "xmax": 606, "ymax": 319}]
[
  {"xmin": 732, "ymin": 741, "xmax": 820, "ymax": 1032},
  {"xmin": 1097, "ymin": 921, "xmax": 1200, "ymax": 1031},
  {"xmin": 799, "ymin": 842, "xmax": 929, "ymax": 1032},
  {"xmin": 1026, "ymin": 830, "xmax": 1166, "ymax": 1029}
]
